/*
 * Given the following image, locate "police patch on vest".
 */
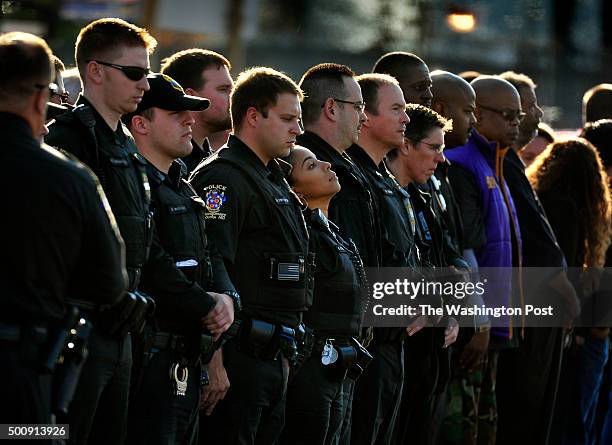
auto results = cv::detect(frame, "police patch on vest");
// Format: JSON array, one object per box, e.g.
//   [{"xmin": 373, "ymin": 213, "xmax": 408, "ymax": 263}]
[
  {"xmin": 202, "ymin": 184, "xmax": 227, "ymax": 220},
  {"xmin": 486, "ymin": 176, "xmax": 498, "ymax": 189}
]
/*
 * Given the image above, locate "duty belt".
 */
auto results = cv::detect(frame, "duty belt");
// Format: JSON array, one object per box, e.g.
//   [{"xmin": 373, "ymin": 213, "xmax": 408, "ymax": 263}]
[
  {"xmin": 237, "ymin": 317, "xmax": 299, "ymax": 363},
  {"xmin": 152, "ymin": 331, "xmax": 214, "ymax": 355}
]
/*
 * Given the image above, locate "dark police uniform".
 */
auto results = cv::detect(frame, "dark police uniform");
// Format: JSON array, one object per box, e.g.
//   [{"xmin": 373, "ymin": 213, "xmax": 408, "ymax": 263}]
[
  {"xmin": 189, "ymin": 135, "xmax": 311, "ymax": 444},
  {"xmin": 281, "ymin": 209, "xmax": 366, "ymax": 445},
  {"xmin": 0, "ymin": 112, "xmax": 126, "ymax": 428},
  {"xmin": 47, "ymin": 96, "xmax": 217, "ymax": 445},
  {"xmin": 297, "ymin": 131, "xmax": 382, "ymax": 269},
  {"xmin": 129, "ymin": 160, "xmax": 236, "ymax": 445},
  {"xmin": 395, "ymin": 182, "xmax": 455, "ymax": 445},
  {"xmin": 183, "ymin": 138, "xmax": 212, "ymax": 175},
  {"xmin": 347, "ymin": 144, "xmax": 419, "ymax": 445},
  {"xmin": 297, "ymin": 131, "xmax": 382, "ymax": 445}
]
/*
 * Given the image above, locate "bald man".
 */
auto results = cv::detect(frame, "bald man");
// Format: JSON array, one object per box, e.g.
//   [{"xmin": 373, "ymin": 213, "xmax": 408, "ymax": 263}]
[
  {"xmin": 372, "ymin": 51, "xmax": 433, "ymax": 107},
  {"xmin": 494, "ymin": 72, "xmax": 577, "ymax": 445},
  {"xmin": 431, "ymin": 71, "xmax": 477, "ymax": 149},
  {"xmin": 443, "ymin": 76, "xmax": 524, "ymax": 444}
]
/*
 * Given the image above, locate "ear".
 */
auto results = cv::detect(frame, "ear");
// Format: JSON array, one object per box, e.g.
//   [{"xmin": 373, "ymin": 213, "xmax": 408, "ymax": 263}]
[
  {"xmin": 34, "ymin": 88, "xmax": 47, "ymax": 117},
  {"xmin": 399, "ymin": 139, "xmax": 413, "ymax": 156},
  {"xmin": 129, "ymin": 115, "xmax": 149, "ymax": 136},
  {"xmin": 293, "ymin": 189, "xmax": 308, "ymax": 206},
  {"xmin": 244, "ymin": 106, "xmax": 259, "ymax": 129},
  {"xmin": 86, "ymin": 61, "xmax": 104, "ymax": 86},
  {"xmin": 185, "ymin": 87, "xmax": 199, "ymax": 97},
  {"xmin": 322, "ymin": 97, "xmax": 337, "ymax": 122}
]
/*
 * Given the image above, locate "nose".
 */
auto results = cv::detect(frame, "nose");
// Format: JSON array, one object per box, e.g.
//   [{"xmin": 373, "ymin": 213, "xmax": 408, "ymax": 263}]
[
  {"xmin": 470, "ymin": 112, "xmax": 477, "ymax": 126},
  {"xmin": 185, "ymin": 111, "xmax": 195, "ymax": 126},
  {"xmin": 320, "ymin": 160, "xmax": 332, "ymax": 171},
  {"xmin": 139, "ymin": 76, "xmax": 150, "ymax": 92},
  {"xmin": 423, "ymin": 87, "xmax": 433, "ymax": 102},
  {"xmin": 291, "ymin": 120, "xmax": 303, "ymax": 135},
  {"xmin": 435, "ymin": 151, "xmax": 445, "ymax": 163},
  {"xmin": 359, "ymin": 109, "xmax": 368, "ymax": 123},
  {"xmin": 400, "ymin": 109, "xmax": 409, "ymax": 124}
]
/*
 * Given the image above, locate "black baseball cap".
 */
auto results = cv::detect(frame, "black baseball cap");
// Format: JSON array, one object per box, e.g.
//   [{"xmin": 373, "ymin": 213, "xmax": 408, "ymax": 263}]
[{"xmin": 134, "ymin": 73, "xmax": 210, "ymax": 114}]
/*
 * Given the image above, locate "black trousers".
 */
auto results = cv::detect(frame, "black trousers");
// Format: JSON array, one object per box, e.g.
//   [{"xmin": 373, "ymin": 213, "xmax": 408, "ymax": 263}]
[
  {"xmin": 201, "ymin": 338, "xmax": 288, "ymax": 444},
  {"xmin": 128, "ymin": 349, "xmax": 200, "ymax": 445},
  {"xmin": 281, "ymin": 355, "xmax": 346, "ymax": 445},
  {"xmin": 0, "ymin": 339, "xmax": 52, "ymax": 444},
  {"xmin": 67, "ymin": 330, "xmax": 132, "ymax": 445},
  {"xmin": 351, "ymin": 339, "xmax": 404, "ymax": 445},
  {"xmin": 333, "ymin": 379, "xmax": 356, "ymax": 445},
  {"xmin": 497, "ymin": 327, "xmax": 564, "ymax": 445},
  {"xmin": 394, "ymin": 328, "xmax": 450, "ymax": 445}
]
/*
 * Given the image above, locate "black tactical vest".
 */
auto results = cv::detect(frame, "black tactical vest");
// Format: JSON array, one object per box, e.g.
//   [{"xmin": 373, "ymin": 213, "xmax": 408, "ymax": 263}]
[
  {"xmin": 304, "ymin": 209, "xmax": 364, "ymax": 337},
  {"xmin": 50, "ymin": 104, "xmax": 152, "ymax": 291},
  {"xmin": 149, "ymin": 164, "xmax": 213, "ymax": 289}
]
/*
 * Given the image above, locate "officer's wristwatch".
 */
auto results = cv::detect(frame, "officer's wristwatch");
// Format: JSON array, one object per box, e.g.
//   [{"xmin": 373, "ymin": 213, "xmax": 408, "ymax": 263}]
[{"xmin": 222, "ymin": 290, "xmax": 242, "ymax": 313}]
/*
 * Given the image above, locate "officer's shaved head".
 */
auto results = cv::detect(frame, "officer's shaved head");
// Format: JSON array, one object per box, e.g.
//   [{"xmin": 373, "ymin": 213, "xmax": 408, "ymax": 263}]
[
  {"xmin": 472, "ymin": 76, "xmax": 521, "ymax": 148},
  {"xmin": 430, "ymin": 70, "xmax": 476, "ymax": 147},
  {"xmin": 472, "ymin": 76, "xmax": 519, "ymax": 103},
  {"xmin": 431, "ymin": 71, "xmax": 473, "ymax": 106}
]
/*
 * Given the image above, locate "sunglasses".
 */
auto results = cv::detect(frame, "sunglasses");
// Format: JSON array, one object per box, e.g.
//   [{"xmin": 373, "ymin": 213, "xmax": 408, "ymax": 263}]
[
  {"xmin": 477, "ymin": 103, "xmax": 526, "ymax": 122},
  {"xmin": 87, "ymin": 60, "xmax": 150, "ymax": 81}
]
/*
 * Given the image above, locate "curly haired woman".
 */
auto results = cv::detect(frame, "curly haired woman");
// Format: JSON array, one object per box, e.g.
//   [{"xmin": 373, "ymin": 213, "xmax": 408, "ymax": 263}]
[{"xmin": 527, "ymin": 138, "xmax": 612, "ymax": 445}]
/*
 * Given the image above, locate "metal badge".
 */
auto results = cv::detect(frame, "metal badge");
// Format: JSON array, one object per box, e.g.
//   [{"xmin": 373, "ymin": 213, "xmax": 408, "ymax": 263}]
[
  {"xmin": 170, "ymin": 363, "xmax": 189, "ymax": 396},
  {"xmin": 321, "ymin": 340, "xmax": 338, "ymax": 366}
]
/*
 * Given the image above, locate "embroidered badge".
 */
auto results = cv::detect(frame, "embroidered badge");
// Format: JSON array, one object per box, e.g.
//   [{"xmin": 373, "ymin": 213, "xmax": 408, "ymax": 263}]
[
  {"xmin": 202, "ymin": 184, "xmax": 228, "ymax": 220},
  {"xmin": 486, "ymin": 176, "xmax": 498, "ymax": 189}
]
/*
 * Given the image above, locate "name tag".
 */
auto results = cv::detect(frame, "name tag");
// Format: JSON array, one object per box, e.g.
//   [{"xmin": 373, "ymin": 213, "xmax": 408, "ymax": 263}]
[
  {"xmin": 383, "ymin": 188, "xmax": 394, "ymax": 196},
  {"xmin": 275, "ymin": 197, "xmax": 290, "ymax": 205},
  {"xmin": 168, "ymin": 205, "xmax": 188, "ymax": 214},
  {"xmin": 109, "ymin": 157, "xmax": 129, "ymax": 167},
  {"xmin": 486, "ymin": 176, "xmax": 498, "ymax": 189}
]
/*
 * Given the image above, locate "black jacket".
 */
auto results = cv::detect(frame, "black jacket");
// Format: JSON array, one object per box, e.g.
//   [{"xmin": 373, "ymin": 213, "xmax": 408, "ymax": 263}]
[
  {"xmin": 297, "ymin": 132, "xmax": 382, "ymax": 268},
  {"xmin": 47, "ymin": 96, "xmax": 216, "ymax": 321},
  {"xmin": 189, "ymin": 135, "xmax": 311, "ymax": 327},
  {"xmin": 2, "ymin": 112, "xmax": 126, "ymax": 324},
  {"xmin": 141, "ymin": 160, "xmax": 235, "ymax": 331},
  {"xmin": 348, "ymin": 144, "xmax": 419, "ymax": 268}
]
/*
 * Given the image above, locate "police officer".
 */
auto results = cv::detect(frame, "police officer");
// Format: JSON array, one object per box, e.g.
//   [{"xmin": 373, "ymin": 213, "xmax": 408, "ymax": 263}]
[
  {"xmin": 386, "ymin": 104, "xmax": 459, "ymax": 445},
  {"xmin": 346, "ymin": 73, "xmax": 417, "ymax": 445},
  {"xmin": 46, "ymin": 19, "xmax": 233, "ymax": 444},
  {"xmin": 279, "ymin": 146, "xmax": 369, "ymax": 444},
  {"xmin": 296, "ymin": 63, "xmax": 376, "ymax": 444},
  {"xmin": 160, "ymin": 49, "xmax": 234, "ymax": 173},
  {"xmin": 189, "ymin": 67, "xmax": 311, "ymax": 444},
  {"xmin": 0, "ymin": 31, "xmax": 125, "ymax": 428},
  {"xmin": 123, "ymin": 73, "xmax": 238, "ymax": 444}
]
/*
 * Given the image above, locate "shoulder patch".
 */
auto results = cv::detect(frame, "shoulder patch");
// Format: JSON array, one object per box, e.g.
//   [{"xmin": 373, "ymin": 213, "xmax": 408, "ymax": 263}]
[{"xmin": 203, "ymin": 184, "xmax": 228, "ymax": 220}]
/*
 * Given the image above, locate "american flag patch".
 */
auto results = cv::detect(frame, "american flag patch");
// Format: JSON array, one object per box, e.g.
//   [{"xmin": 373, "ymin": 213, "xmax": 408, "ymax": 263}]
[{"xmin": 278, "ymin": 262, "xmax": 300, "ymax": 281}]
